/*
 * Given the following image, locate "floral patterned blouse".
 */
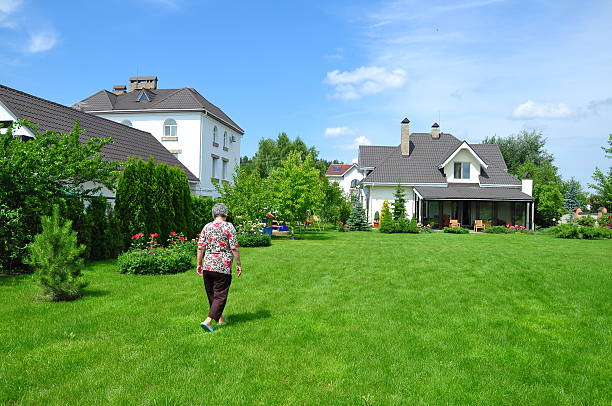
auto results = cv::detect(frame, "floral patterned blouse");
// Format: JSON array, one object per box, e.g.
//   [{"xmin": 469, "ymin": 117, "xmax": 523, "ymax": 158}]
[{"xmin": 198, "ymin": 220, "xmax": 238, "ymax": 274}]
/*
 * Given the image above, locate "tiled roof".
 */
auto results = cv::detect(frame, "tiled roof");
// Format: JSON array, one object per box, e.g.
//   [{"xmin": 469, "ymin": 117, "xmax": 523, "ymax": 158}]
[
  {"xmin": 74, "ymin": 87, "xmax": 244, "ymax": 134},
  {"xmin": 359, "ymin": 133, "xmax": 521, "ymax": 186},
  {"xmin": 414, "ymin": 185, "xmax": 533, "ymax": 201},
  {"xmin": 325, "ymin": 164, "xmax": 354, "ymax": 176},
  {"xmin": 0, "ymin": 84, "xmax": 198, "ymax": 181}
]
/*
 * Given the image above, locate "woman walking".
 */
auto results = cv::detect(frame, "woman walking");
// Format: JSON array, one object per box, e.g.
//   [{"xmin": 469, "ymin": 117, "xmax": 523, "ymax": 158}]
[{"xmin": 197, "ymin": 203, "xmax": 242, "ymax": 332}]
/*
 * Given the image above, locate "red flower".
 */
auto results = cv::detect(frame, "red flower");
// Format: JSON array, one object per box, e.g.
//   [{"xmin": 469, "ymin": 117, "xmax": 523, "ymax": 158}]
[
  {"xmin": 179, "ymin": 236, "xmax": 186, "ymax": 241},
  {"xmin": 213, "ymin": 222, "xmax": 222, "ymax": 228},
  {"xmin": 150, "ymin": 233, "xmax": 159, "ymax": 238},
  {"xmin": 218, "ymin": 241, "xmax": 227, "ymax": 247},
  {"xmin": 148, "ymin": 250, "xmax": 154, "ymax": 253},
  {"xmin": 208, "ymin": 238, "xmax": 216, "ymax": 243},
  {"xmin": 169, "ymin": 232, "xmax": 177, "ymax": 236},
  {"xmin": 223, "ymin": 259, "xmax": 231, "ymax": 267},
  {"xmin": 213, "ymin": 253, "xmax": 221, "ymax": 258},
  {"xmin": 131, "ymin": 233, "xmax": 144, "ymax": 240}
]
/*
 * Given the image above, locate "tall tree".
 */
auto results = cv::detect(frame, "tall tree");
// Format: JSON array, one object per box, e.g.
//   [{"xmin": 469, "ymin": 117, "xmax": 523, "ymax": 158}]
[
  {"xmin": 483, "ymin": 130, "xmax": 554, "ymax": 176},
  {"xmin": 392, "ymin": 184, "xmax": 407, "ymax": 220},
  {"xmin": 268, "ymin": 151, "xmax": 324, "ymax": 228},
  {"xmin": 589, "ymin": 134, "xmax": 612, "ymax": 209},
  {"xmin": 563, "ymin": 177, "xmax": 587, "ymax": 212}
]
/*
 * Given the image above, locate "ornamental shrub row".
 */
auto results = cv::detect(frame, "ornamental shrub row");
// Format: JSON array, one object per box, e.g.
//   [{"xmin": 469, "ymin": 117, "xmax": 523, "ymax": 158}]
[
  {"xmin": 483, "ymin": 226, "xmax": 508, "ymax": 234},
  {"xmin": 117, "ymin": 233, "xmax": 195, "ymax": 275},
  {"xmin": 238, "ymin": 233, "xmax": 272, "ymax": 247},
  {"xmin": 550, "ymin": 223, "xmax": 611, "ymax": 240},
  {"xmin": 443, "ymin": 227, "xmax": 470, "ymax": 234},
  {"xmin": 379, "ymin": 217, "xmax": 420, "ymax": 234}
]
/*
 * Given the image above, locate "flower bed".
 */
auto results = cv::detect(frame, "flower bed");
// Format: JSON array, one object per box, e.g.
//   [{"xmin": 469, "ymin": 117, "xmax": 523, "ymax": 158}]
[
  {"xmin": 117, "ymin": 232, "xmax": 194, "ymax": 275},
  {"xmin": 443, "ymin": 227, "xmax": 469, "ymax": 234}
]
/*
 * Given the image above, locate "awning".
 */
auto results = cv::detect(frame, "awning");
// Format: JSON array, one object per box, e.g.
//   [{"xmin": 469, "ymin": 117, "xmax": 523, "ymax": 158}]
[{"xmin": 414, "ymin": 185, "xmax": 534, "ymax": 201}]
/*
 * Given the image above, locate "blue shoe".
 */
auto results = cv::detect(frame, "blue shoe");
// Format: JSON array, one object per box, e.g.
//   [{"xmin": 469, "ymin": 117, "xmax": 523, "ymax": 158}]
[{"xmin": 200, "ymin": 322, "xmax": 214, "ymax": 333}]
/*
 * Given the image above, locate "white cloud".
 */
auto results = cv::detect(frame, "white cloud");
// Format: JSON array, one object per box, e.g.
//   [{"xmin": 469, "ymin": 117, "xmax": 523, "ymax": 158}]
[
  {"xmin": 324, "ymin": 126, "xmax": 353, "ymax": 137},
  {"xmin": 351, "ymin": 157, "xmax": 358, "ymax": 164},
  {"xmin": 512, "ymin": 100, "xmax": 575, "ymax": 120},
  {"xmin": 337, "ymin": 135, "xmax": 373, "ymax": 151},
  {"xmin": 325, "ymin": 66, "xmax": 407, "ymax": 100},
  {"xmin": 26, "ymin": 32, "xmax": 58, "ymax": 53},
  {"xmin": 0, "ymin": 0, "xmax": 21, "ymax": 14}
]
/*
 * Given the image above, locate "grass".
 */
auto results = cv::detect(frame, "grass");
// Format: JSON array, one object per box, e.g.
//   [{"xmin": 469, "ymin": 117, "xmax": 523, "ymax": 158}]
[{"xmin": 1, "ymin": 231, "xmax": 610, "ymax": 405}]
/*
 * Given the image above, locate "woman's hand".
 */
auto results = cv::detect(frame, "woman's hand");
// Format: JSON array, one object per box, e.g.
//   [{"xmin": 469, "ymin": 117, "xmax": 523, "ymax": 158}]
[
  {"xmin": 236, "ymin": 265, "xmax": 242, "ymax": 277},
  {"xmin": 196, "ymin": 265, "xmax": 203, "ymax": 276}
]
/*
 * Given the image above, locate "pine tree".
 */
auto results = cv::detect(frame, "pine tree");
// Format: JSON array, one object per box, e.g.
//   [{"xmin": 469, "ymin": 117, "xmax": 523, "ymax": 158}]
[
  {"xmin": 563, "ymin": 178, "xmax": 584, "ymax": 212},
  {"xmin": 346, "ymin": 199, "xmax": 370, "ymax": 231},
  {"xmin": 380, "ymin": 200, "xmax": 390, "ymax": 221},
  {"xmin": 378, "ymin": 199, "xmax": 395, "ymax": 233},
  {"xmin": 26, "ymin": 206, "xmax": 87, "ymax": 301},
  {"xmin": 392, "ymin": 184, "xmax": 407, "ymax": 220}
]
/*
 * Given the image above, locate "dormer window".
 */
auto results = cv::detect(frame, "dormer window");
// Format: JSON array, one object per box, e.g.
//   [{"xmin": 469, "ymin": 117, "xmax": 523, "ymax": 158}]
[
  {"xmin": 121, "ymin": 120, "xmax": 132, "ymax": 127},
  {"xmin": 137, "ymin": 91, "xmax": 150, "ymax": 102},
  {"xmin": 454, "ymin": 162, "xmax": 470, "ymax": 179}
]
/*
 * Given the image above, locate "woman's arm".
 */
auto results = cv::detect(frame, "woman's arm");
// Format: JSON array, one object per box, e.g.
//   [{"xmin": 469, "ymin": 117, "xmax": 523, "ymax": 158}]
[
  {"xmin": 231, "ymin": 246, "xmax": 242, "ymax": 277},
  {"xmin": 196, "ymin": 245, "xmax": 204, "ymax": 276}
]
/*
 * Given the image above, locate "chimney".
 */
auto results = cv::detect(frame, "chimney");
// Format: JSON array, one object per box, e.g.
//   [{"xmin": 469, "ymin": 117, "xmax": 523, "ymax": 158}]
[
  {"xmin": 400, "ymin": 118, "xmax": 410, "ymax": 156},
  {"xmin": 431, "ymin": 122, "xmax": 440, "ymax": 139},
  {"xmin": 129, "ymin": 76, "xmax": 158, "ymax": 92},
  {"xmin": 112, "ymin": 85, "xmax": 127, "ymax": 95}
]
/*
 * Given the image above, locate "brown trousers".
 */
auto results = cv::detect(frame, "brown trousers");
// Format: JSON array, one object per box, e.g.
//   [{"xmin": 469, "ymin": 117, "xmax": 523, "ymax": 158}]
[{"xmin": 203, "ymin": 271, "xmax": 232, "ymax": 322}]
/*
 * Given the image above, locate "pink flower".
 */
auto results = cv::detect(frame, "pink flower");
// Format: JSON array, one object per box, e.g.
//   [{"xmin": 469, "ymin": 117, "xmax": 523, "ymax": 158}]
[
  {"xmin": 208, "ymin": 238, "xmax": 216, "ymax": 243},
  {"xmin": 219, "ymin": 241, "xmax": 227, "ymax": 247},
  {"xmin": 150, "ymin": 233, "xmax": 159, "ymax": 238},
  {"xmin": 148, "ymin": 250, "xmax": 154, "ymax": 253},
  {"xmin": 131, "ymin": 233, "xmax": 143, "ymax": 240},
  {"xmin": 213, "ymin": 253, "xmax": 221, "ymax": 258},
  {"xmin": 213, "ymin": 222, "xmax": 222, "ymax": 228},
  {"xmin": 169, "ymin": 232, "xmax": 177, "ymax": 236},
  {"xmin": 223, "ymin": 260, "xmax": 231, "ymax": 267},
  {"xmin": 179, "ymin": 236, "xmax": 186, "ymax": 241}
]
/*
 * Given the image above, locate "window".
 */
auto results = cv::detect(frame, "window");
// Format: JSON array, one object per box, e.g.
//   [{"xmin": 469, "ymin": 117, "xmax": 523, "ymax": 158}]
[
  {"xmin": 213, "ymin": 126, "xmax": 218, "ymax": 144},
  {"xmin": 453, "ymin": 162, "xmax": 471, "ymax": 179},
  {"xmin": 121, "ymin": 120, "xmax": 132, "ymax": 127},
  {"xmin": 350, "ymin": 179, "xmax": 358, "ymax": 188},
  {"xmin": 332, "ymin": 166, "xmax": 342, "ymax": 172},
  {"xmin": 212, "ymin": 157, "xmax": 219, "ymax": 179},
  {"xmin": 222, "ymin": 160, "xmax": 228, "ymax": 180},
  {"xmin": 223, "ymin": 131, "xmax": 228, "ymax": 148},
  {"xmin": 137, "ymin": 91, "xmax": 150, "ymax": 102},
  {"xmin": 163, "ymin": 119, "xmax": 177, "ymax": 138}
]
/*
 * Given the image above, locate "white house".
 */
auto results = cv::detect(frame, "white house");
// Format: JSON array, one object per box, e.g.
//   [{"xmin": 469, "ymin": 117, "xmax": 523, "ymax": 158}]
[
  {"xmin": 325, "ymin": 163, "xmax": 363, "ymax": 195},
  {"xmin": 0, "ymin": 84, "xmax": 198, "ymax": 198},
  {"xmin": 358, "ymin": 119, "xmax": 535, "ymax": 229},
  {"xmin": 74, "ymin": 76, "xmax": 244, "ymax": 197}
]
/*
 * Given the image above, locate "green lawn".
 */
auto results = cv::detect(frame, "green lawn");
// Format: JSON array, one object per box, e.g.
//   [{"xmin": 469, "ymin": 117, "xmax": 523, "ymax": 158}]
[{"xmin": 1, "ymin": 231, "xmax": 610, "ymax": 405}]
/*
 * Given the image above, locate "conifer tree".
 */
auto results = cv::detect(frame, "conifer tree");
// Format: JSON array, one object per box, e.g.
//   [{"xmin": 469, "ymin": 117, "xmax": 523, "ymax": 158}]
[
  {"xmin": 26, "ymin": 206, "xmax": 87, "ymax": 301},
  {"xmin": 392, "ymin": 184, "xmax": 407, "ymax": 220},
  {"xmin": 378, "ymin": 199, "xmax": 395, "ymax": 233},
  {"xmin": 380, "ymin": 199, "xmax": 390, "ymax": 221},
  {"xmin": 346, "ymin": 199, "xmax": 370, "ymax": 231}
]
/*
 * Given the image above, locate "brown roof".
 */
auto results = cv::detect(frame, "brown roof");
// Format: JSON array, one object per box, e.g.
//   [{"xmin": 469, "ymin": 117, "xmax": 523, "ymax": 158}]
[
  {"xmin": 326, "ymin": 164, "xmax": 355, "ymax": 176},
  {"xmin": 74, "ymin": 87, "xmax": 244, "ymax": 134},
  {"xmin": 414, "ymin": 184, "xmax": 533, "ymax": 201},
  {"xmin": 0, "ymin": 84, "xmax": 198, "ymax": 181}
]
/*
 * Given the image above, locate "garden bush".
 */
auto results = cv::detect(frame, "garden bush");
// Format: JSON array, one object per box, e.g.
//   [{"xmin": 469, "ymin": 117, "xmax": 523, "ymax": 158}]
[
  {"xmin": 191, "ymin": 196, "xmax": 215, "ymax": 238},
  {"xmin": 483, "ymin": 226, "xmax": 509, "ymax": 234},
  {"xmin": 575, "ymin": 216, "xmax": 596, "ymax": 227},
  {"xmin": 380, "ymin": 217, "xmax": 420, "ymax": 234},
  {"xmin": 238, "ymin": 233, "xmax": 272, "ymax": 247},
  {"xmin": 443, "ymin": 227, "xmax": 470, "ymax": 234},
  {"xmin": 26, "ymin": 206, "xmax": 88, "ymax": 301},
  {"xmin": 551, "ymin": 223, "xmax": 611, "ymax": 240},
  {"xmin": 117, "ymin": 232, "xmax": 194, "ymax": 275}
]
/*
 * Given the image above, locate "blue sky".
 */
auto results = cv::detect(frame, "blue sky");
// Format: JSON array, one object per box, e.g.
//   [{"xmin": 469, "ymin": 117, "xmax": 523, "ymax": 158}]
[{"xmin": 1, "ymin": 0, "xmax": 611, "ymax": 188}]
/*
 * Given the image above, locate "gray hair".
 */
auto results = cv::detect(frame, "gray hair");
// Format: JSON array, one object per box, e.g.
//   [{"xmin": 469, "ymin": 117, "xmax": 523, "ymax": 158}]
[{"xmin": 212, "ymin": 203, "xmax": 228, "ymax": 218}]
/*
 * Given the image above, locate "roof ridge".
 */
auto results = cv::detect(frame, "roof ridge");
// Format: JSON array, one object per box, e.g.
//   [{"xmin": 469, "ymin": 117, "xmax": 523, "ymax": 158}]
[{"xmin": 148, "ymin": 87, "xmax": 193, "ymax": 108}]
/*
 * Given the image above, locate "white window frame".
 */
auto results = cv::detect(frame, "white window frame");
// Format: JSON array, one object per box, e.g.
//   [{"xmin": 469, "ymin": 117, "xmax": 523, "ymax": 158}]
[
  {"xmin": 212, "ymin": 157, "xmax": 218, "ymax": 179},
  {"xmin": 213, "ymin": 126, "xmax": 218, "ymax": 144},
  {"xmin": 223, "ymin": 131, "xmax": 228, "ymax": 148},
  {"xmin": 222, "ymin": 160, "xmax": 228, "ymax": 180},
  {"xmin": 163, "ymin": 118, "xmax": 177, "ymax": 138},
  {"xmin": 453, "ymin": 162, "xmax": 471, "ymax": 179}
]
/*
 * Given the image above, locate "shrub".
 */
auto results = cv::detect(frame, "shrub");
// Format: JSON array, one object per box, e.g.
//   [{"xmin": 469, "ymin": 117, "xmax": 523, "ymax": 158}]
[
  {"xmin": 117, "ymin": 232, "xmax": 195, "ymax": 275},
  {"xmin": 83, "ymin": 197, "xmax": 121, "ymax": 261},
  {"xmin": 26, "ymin": 206, "xmax": 88, "ymax": 301},
  {"xmin": 380, "ymin": 217, "xmax": 420, "ymax": 234},
  {"xmin": 483, "ymin": 226, "xmax": 509, "ymax": 234},
  {"xmin": 346, "ymin": 200, "xmax": 370, "ymax": 231},
  {"xmin": 0, "ymin": 205, "xmax": 28, "ymax": 273},
  {"xmin": 191, "ymin": 196, "xmax": 215, "ymax": 238},
  {"xmin": 551, "ymin": 223, "xmax": 611, "ymax": 240},
  {"xmin": 575, "ymin": 216, "xmax": 596, "ymax": 227},
  {"xmin": 443, "ymin": 227, "xmax": 470, "ymax": 234},
  {"xmin": 424, "ymin": 218, "xmax": 439, "ymax": 228},
  {"xmin": 238, "ymin": 233, "xmax": 272, "ymax": 247}
]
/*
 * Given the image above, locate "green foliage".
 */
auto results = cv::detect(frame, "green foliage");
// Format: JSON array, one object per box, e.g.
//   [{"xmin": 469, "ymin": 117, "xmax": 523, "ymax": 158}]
[
  {"xmin": 380, "ymin": 200, "xmax": 390, "ymax": 221},
  {"xmin": 443, "ymin": 227, "xmax": 470, "ymax": 234},
  {"xmin": 83, "ymin": 197, "xmax": 121, "ymax": 260},
  {"xmin": 26, "ymin": 206, "xmax": 88, "ymax": 301},
  {"xmin": 483, "ymin": 130, "xmax": 554, "ymax": 176},
  {"xmin": 216, "ymin": 166, "xmax": 271, "ymax": 229},
  {"xmin": 536, "ymin": 184, "xmax": 565, "ymax": 226},
  {"xmin": 392, "ymin": 184, "xmax": 407, "ymax": 220},
  {"xmin": 191, "ymin": 196, "xmax": 215, "ymax": 237},
  {"xmin": 379, "ymin": 215, "xmax": 420, "ymax": 234},
  {"xmin": 268, "ymin": 151, "xmax": 324, "ymax": 226},
  {"xmin": 483, "ymin": 226, "xmax": 509, "ymax": 234},
  {"xmin": 378, "ymin": 201, "xmax": 395, "ymax": 233},
  {"xmin": 320, "ymin": 179, "xmax": 351, "ymax": 224},
  {"xmin": 0, "ymin": 205, "xmax": 28, "ymax": 273},
  {"xmin": 551, "ymin": 223, "xmax": 611, "ymax": 240},
  {"xmin": 575, "ymin": 216, "xmax": 596, "ymax": 227},
  {"xmin": 346, "ymin": 199, "xmax": 370, "ymax": 231},
  {"xmin": 117, "ymin": 236, "xmax": 194, "ymax": 275},
  {"xmin": 563, "ymin": 177, "xmax": 587, "ymax": 212},
  {"xmin": 237, "ymin": 234, "xmax": 272, "ymax": 247},
  {"xmin": 115, "ymin": 158, "xmax": 192, "ymax": 247},
  {"xmin": 589, "ymin": 137, "xmax": 611, "ymax": 210},
  {"xmin": 0, "ymin": 120, "xmax": 119, "ymax": 272}
]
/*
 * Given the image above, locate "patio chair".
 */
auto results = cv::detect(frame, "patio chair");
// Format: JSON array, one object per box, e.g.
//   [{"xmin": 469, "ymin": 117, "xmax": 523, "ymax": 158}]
[
  {"xmin": 449, "ymin": 219, "xmax": 460, "ymax": 228},
  {"xmin": 474, "ymin": 219, "xmax": 485, "ymax": 232}
]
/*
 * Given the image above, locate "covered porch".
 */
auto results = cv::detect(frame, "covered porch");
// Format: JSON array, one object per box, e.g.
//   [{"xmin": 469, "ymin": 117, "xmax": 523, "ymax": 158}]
[{"xmin": 414, "ymin": 186, "xmax": 535, "ymax": 230}]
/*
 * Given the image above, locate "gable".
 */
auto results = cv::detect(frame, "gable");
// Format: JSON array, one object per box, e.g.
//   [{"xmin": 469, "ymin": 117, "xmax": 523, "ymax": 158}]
[{"xmin": 438, "ymin": 141, "xmax": 488, "ymax": 170}]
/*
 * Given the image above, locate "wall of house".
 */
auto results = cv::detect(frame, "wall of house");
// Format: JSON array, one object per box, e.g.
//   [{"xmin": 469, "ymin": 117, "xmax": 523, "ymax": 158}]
[
  {"xmin": 367, "ymin": 185, "xmax": 415, "ymax": 223},
  {"xmin": 0, "ymin": 101, "xmax": 35, "ymax": 139},
  {"xmin": 96, "ymin": 111, "xmax": 241, "ymax": 197},
  {"xmin": 328, "ymin": 167, "xmax": 364, "ymax": 195},
  {"xmin": 443, "ymin": 149, "xmax": 481, "ymax": 183}
]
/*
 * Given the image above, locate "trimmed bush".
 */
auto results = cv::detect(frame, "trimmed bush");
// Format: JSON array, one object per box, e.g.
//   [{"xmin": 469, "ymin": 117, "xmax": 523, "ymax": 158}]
[
  {"xmin": 380, "ymin": 217, "xmax": 420, "ymax": 234},
  {"xmin": 238, "ymin": 233, "xmax": 272, "ymax": 247},
  {"xmin": 117, "ymin": 247, "xmax": 193, "ymax": 275},
  {"xmin": 575, "ymin": 216, "xmax": 596, "ymax": 227},
  {"xmin": 26, "ymin": 206, "xmax": 88, "ymax": 301},
  {"xmin": 191, "ymin": 196, "xmax": 215, "ymax": 238},
  {"xmin": 483, "ymin": 226, "xmax": 509, "ymax": 234},
  {"xmin": 551, "ymin": 223, "xmax": 611, "ymax": 240},
  {"xmin": 443, "ymin": 227, "xmax": 470, "ymax": 234}
]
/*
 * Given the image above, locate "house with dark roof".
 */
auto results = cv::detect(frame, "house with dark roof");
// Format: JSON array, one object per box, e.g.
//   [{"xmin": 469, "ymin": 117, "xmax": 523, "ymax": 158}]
[
  {"xmin": 0, "ymin": 84, "xmax": 197, "ymax": 198},
  {"xmin": 74, "ymin": 76, "xmax": 244, "ymax": 197},
  {"xmin": 325, "ymin": 163, "xmax": 362, "ymax": 195},
  {"xmin": 358, "ymin": 119, "xmax": 535, "ymax": 229}
]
